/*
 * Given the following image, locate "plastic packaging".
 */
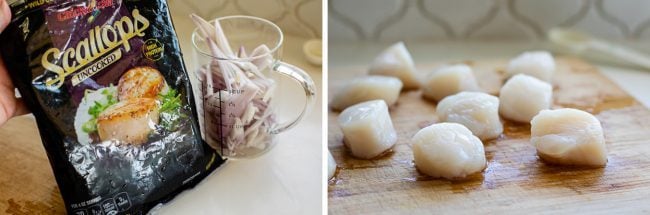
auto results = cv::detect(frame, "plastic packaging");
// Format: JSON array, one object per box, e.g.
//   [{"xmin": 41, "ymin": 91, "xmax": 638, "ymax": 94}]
[{"xmin": 0, "ymin": 0, "xmax": 224, "ymax": 213}]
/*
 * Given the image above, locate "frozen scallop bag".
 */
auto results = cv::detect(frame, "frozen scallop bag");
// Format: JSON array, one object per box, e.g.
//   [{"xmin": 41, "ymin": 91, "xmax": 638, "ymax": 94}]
[{"xmin": 0, "ymin": 0, "xmax": 224, "ymax": 213}]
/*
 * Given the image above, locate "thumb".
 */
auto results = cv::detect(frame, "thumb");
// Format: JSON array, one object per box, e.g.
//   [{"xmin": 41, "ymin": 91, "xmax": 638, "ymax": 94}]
[{"xmin": 0, "ymin": 0, "xmax": 10, "ymax": 32}]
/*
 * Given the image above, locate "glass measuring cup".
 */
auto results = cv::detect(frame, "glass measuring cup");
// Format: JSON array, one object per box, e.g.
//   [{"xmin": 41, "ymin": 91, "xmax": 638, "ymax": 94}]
[{"xmin": 190, "ymin": 15, "xmax": 316, "ymax": 159}]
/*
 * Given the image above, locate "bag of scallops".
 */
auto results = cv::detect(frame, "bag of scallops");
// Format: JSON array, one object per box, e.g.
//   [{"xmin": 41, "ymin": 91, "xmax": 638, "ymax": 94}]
[{"xmin": 0, "ymin": 0, "xmax": 224, "ymax": 214}]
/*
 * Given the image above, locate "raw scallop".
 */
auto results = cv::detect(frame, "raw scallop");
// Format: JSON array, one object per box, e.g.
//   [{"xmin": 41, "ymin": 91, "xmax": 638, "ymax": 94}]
[
  {"xmin": 499, "ymin": 74, "xmax": 552, "ymax": 123},
  {"xmin": 506, "ymin": 51, "xmax": 555, "ymax": 82},
  {"xmin": 328, "ymin": 150, "xmax": 337, "ymax": 179},
  {"xmin": 422, "ymin": 64, "xmax": 480, "ymax": 101},
  {"xmin": 338, "ymin": 100, "xmax": 397, "ymax": 159},
  {"xmin": 531, "ymin": 108, "xmax": 607, "ymax": 166},
  {"xmin": 412, "ymin": 123, "xmax": 486, "ymax": 179},
  {"xmin": 436, "ymin": 92, "xmax": 503, "ymax": 140},
  {"xmin": 368, "ymin": 42, "xmax": 420, "ymax": 89},
  {"xmin": 330, "ymin": 76, "xmax": 403, "ymax": 111}
]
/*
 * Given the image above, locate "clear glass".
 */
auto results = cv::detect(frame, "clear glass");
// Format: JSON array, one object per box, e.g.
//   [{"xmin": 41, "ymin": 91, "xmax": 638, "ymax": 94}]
[{"xmin": 191, "ymin": 16, "xmax": 316, "ymax": 159}]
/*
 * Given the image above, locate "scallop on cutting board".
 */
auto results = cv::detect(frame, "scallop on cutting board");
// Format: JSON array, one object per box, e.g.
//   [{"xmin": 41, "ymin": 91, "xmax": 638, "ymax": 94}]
[{"xmin": 328, "ymin": 57, "xmax": 650, "ymax": 214}]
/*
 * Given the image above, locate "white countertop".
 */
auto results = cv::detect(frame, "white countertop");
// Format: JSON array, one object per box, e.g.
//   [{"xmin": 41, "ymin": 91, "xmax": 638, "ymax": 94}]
[
  {"xmin": 329, "ymin": 41, "xmax": 650, "ymax": 107},
  {"xmin": 151, "ymin": 10, "xmax": 324, "ymax": 215}
]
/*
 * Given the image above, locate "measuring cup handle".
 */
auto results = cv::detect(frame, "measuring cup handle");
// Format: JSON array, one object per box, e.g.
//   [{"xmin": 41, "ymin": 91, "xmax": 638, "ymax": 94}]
[{"xmin": 270, "ymin": 61, "xmax": 317, "ymax": 134}]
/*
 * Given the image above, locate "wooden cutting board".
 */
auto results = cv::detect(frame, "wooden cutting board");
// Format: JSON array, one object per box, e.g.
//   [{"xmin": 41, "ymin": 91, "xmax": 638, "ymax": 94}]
[
  {"xmin": 0, "ymin": 116, "xmax": 65, "ymax": 214},
  {"xmin": 328, "ymin": 57, "xmax": 650, "ymax": 214}
]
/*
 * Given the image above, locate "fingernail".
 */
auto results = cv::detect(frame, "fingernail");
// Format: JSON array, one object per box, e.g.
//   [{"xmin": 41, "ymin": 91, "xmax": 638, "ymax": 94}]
[{"xmin": 0, "ymin": 0, "xmax": 9, "ymax": 31}]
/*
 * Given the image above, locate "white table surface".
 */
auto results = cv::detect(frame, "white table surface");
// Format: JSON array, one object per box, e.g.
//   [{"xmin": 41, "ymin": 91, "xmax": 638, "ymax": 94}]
[
  {"xmin": 329, "ymin": 41, "xmax": 650, "ymax": 108},
  {"xmin": 150, "ymin": 8, "xmax": 324, "ymax": 215}
]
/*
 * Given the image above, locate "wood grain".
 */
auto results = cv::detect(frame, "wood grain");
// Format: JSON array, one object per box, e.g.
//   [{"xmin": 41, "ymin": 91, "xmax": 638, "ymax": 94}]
[
  {"xmin": 328, "ymin": 57, "xmax": 650, "ymax": 214},
  {"xmin": 0, "ymin": 116, "xmax": 65, "ymax": 214}
]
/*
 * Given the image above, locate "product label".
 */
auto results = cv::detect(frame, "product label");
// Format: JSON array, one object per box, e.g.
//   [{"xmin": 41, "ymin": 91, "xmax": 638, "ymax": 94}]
[{"xmin": 36, "ymin": 5, "xmax": 150, "ymax": 89}]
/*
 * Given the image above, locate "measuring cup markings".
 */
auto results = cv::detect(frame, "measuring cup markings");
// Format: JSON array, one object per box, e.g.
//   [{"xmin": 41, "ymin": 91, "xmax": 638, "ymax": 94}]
[{"xmin": 192, "ymin": 16, "xmax": 316, "ymax": 158}]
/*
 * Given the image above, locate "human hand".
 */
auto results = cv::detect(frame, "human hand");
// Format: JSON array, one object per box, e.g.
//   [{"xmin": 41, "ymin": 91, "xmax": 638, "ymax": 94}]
[{"xmin": 0, "ymin": 0, "xmax": 28, "ymax": 126}]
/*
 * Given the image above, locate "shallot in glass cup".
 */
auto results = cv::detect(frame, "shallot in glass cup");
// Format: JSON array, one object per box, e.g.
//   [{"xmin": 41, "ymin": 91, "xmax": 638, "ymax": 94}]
[{"xmin": 190, "ymin": 15, "xmax": 316, "ymax": 159}]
